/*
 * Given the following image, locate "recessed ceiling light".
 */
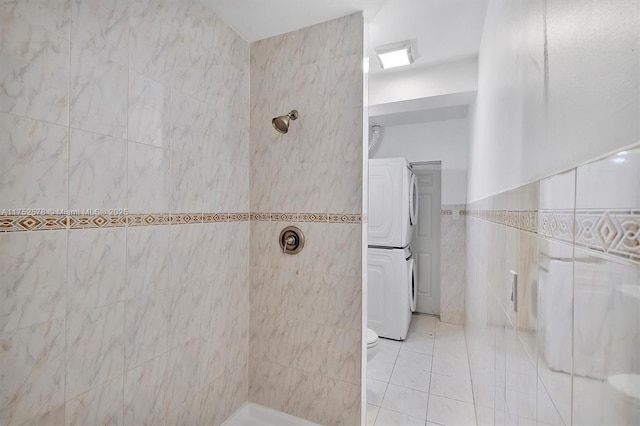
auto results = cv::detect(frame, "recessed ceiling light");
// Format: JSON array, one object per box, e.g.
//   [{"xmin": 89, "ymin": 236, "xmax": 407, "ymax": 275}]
[{"xmin": 375, "ymin": 40, "xmax": 415, "ymax": 70}]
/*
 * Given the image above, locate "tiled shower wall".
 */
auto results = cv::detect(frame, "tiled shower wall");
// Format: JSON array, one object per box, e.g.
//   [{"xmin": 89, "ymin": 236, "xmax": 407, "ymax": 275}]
[
  {"xmin": 465, "ymin": 146, "xmax": 640, "ymax": 425},
  {"xmin": 248, "ymin": 14, "xmax": 364, "ymax": 425},
  {"xmin": 0, "ymin": 1, "xmax": 250, "ymax": 425}
]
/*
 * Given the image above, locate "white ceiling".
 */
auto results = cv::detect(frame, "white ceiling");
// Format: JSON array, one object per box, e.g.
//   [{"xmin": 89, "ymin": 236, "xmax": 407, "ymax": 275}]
[
  {"xmin": 368, "ymin": 0, "xmax": 489, "ymax": 74},
  {"xmin": 204, "ymin": 0, "xmax": 388, "ymax": 42},
  {"xmin": 206, "ymin": 0, "xmax": 489, "ymax": 126},
  {"xmin": 206, "ymin": 0, "xmax": 489, "ymax": 74}
]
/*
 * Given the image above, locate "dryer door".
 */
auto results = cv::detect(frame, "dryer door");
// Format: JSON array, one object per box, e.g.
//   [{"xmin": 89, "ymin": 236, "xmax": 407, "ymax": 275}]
[
  {"xmin": 409, "ymin": 172, "xmax": 418, "ymax": 226},
  {"xmin": 408, "ymin": 255, "xmax": 417, "ymax": 312}
]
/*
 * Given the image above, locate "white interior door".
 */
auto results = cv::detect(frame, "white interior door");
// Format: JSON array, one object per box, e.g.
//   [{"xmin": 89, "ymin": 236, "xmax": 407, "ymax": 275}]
[{"xmin": 411, "ymin": 162, "xmax": 441, "ymax": 315}]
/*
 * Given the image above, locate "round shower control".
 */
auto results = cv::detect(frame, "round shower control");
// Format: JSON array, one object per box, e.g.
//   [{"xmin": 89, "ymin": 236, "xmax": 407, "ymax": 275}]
[{"xmin": 279, "ymin": 226, "xmax": 304, "ymax": 255}]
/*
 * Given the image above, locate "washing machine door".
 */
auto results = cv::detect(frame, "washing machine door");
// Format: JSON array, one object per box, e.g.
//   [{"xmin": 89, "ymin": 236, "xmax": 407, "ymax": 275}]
[
  {"xmin": 408, "ymin": 255, "xmax": 417, "ymax": 312},
  {"xmin": 409, "ymin": 172, "xmax": 418, "ymax": 226}
]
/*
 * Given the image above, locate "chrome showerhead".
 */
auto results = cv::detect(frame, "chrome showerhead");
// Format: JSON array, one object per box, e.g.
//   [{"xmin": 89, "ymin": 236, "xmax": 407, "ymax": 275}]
[{"xmin": 272, "ymin": 110, "xmax": 298, "ymax": 134}]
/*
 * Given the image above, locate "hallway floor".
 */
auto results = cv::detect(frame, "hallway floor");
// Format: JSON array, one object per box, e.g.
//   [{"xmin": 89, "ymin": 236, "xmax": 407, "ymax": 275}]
[{"xmin": 367, "ymin": 315, "xmax": 477, "ymax": 426}]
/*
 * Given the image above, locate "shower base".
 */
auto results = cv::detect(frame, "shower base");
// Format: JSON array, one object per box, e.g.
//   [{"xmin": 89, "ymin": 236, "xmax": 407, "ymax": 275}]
[{"xmin": 223, "ymin": 403, "xmax": 320, "ymax": 426}]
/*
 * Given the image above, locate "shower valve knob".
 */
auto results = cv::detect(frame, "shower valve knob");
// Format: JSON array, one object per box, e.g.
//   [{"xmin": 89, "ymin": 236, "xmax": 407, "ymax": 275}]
[{"xmin": 279, "ymin": 226, "xmax": 304, "ymax": 255}]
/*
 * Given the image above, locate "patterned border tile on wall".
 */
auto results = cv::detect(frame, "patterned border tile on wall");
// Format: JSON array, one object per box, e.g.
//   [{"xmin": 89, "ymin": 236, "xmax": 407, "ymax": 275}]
[
  {"xmin": 575, "ymin": 210, "xmax": 640, "ymax": 263},
  {"xmin": 0, "ymin": 211, "xmax": 360, "ymax": 232},
  {"xmin": 328, "ymin": 214, "xmax": 362, "ymax": 223},
  {"xmin": 299, "ymin": 213, "xmax": 328, "ymax": 222},
  {"xmin": 538, "ymin": 210, "xmax": 574, "ymax": 242},
  {"xmin": 127, "ymin": 213, "xmax": 171, "ymax": 226},
  {"xmin": 466, "ymin": 208, "xmax": 640, "ymax": 264}
]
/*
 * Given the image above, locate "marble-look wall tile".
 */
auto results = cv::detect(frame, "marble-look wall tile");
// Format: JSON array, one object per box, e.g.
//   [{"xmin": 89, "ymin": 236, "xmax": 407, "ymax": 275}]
[
  {"xmin": 0, "ymin": 113, "xmax": 68, "ymax": 210},
  {"xmin": 295, "ymin": 323, "xmax": 330, "ymax": 375},
  {"xmin": 172, "ymin": 31, "xmax": 210, "ymax": 103},
  {"xmin": 169, "ymin": 91, "xmax": 209, "ymax": 160},
  {"xmin": 170, "ymin": 151, "xmax": 204, "ymax": 213},
  {"xmin": 65, "ymin": 302, "xmax": 124, "ymax": 400},
  {"xmin": 326, "ymin": 379, "xmax": 361, "ymax": 426},
  {"xmin": 576, "ymin": 147, "xmax": 640, "ymax": 209},
  {"xmin": 165, "ymin": 339, "xmax": 201, "ymax": 415},
  {"xmin": 70, "ymin": 0, "xmax": 129, "ymax": 65},
  {"xmin": 250, "ymin": 17, "xmax": 364, "ymax": 419},
  {"xmin": 64, "ymin": 376, "xmax": 123, "ymax": 426},
  {"xmin": 537, "ymin": 239, "xmax": 573, "ymax": 424},
  {"xmin": 123, "ymin": 354, "xmax": 167, "ymax": 426},
  {"xmin": 324, "ymin": 54, "xmax": 364, "ymax": 111},
  {"xmin": 540, "ymin": 169, "xmax": 575, "ymax": 210},
  {"xmin": 0, "ymin": 319, "xmax": 65, "ymax": 426},
  {"xmin": 249, "ymin": 166, "xmax": 275, "ymax": 213},
  {"xmin": 127, "ymin": 141, "xmax": 170, "ymax": 213},
  {"xmin": 0, "ymin": 24, "xmax": 69, "ymax": 124},
  {"xmin": 128, "ymin": 71, "xmax": 170, "ymax": 147},
  {"xmin": 467, "ymin": 146, "xmax": 640, "ymax": 426},
  {"xmin": 440, "ymin": 207, "xmax": 466, "ymax": 325},
  {"xmin": 516, "ymin": 229, "xmax": 538, "ymax": 359},
  {"xmin": 169, "ymin": 224, "xmax": 206, "ymax": 287},
  {"xmin": 326, "ymin": 276, "xmax": 362, "ymax": 331},
  {"xmin": 1, "ymin": 1, "xmax": 251, "ymax": 424},
  {"xmin": 287, "ymin": 370, "xmax": 328, "ymax": 424},
  {"xmin": 248, "ymin": 357, "xmax": 293, "ymax": 412},
  {"xmin": 300, "ymin": 14, "xmax": 363, "ymax": 66},
  {"xmin": 326, "ymin": 161, "xmax": 363, "ymax": 214},
  {"xmin": 70, "ymin": 45, "xmax": 128, "ymax": 138},
  {"xmin": 228, "ymin": 164, "xmax": 250, "ymax": 213},
  {"xmin": 68, "ymin": 129, "xmax": 126, "ymax": 210},
  {"xmin": 167, "ymin": 284, "xmax": 203, "ymax": 350},
  {"xmin": 0, "ymin": 230, "xmax": 66, "ymax": 334},
  {"xmin": 327, "ymin": 327, "xmax": 361, "ymax": 385},
  {"xmin": 327, "ymin": 224, "xmax": 362, "ymax": 277},
  {"xmin": 297, "ymin": 107, "xmax": 362, "ymax": 164},
  {"xmin": 577, "ymin": 254, "xmax": 640, "ymax": 378},
  {"xmin": 129, "ymin": 2, "xmax": 178, "ymax": 83},
  {"xmin": 0, "ymin": 0, "xmax": 71, "ymax": 39},
  {"xmin": 67, "ymin": 228, "xmax": 126, "ymax": 313},
  {"xmin": 201, "ymin": 161, "xmax": 231, "ymax": 212},
  {"xmin": 124, "ymin": 290, "xmax": 169, "ymax": 371},
  {"xmin": 571, "ymin": 145, "xmax": 640, "ymax": 425},
  {"xmin": 125, "ymin": 226, "xmax": 170, "ymax": 298},
  {"xmin": 249, "ymin": 222, "xmax": 273, "ymax": 268}
]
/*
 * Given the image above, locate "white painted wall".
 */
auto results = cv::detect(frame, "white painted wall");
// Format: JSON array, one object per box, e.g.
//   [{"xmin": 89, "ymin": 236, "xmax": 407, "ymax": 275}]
[
  {"xmin": 467, "ymin": 0, "xmax": 640, "ymax": 202},
  {"xmin": 372, "ymin": 119, "xmax": 468, "ymax": 205},
  {"xmin": 369, "ymin": 58, "xmax": 479, "ymax": 106}
]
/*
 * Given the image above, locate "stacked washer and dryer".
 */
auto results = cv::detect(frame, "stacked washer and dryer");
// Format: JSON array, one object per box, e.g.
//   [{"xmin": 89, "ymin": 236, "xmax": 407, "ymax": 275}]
[{"xmin": 367, "ymin": 158, "xmax": 418, "ymax": 340}]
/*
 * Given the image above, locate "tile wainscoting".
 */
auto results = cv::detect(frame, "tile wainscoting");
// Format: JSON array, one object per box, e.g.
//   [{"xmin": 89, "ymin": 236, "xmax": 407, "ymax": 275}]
[
  {"xmin": 441, "ymin": 205, "xmax": 467, "ymax": 325},
  {"xmin": 464, "ymin": 146, "xmax": 639, "ymax": 426}
]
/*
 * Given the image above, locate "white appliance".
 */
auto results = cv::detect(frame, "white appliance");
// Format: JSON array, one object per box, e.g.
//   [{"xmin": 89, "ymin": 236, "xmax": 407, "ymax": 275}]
[
  {"xmin": 367, "ymin": 246, "xmax": 416, "ymax": 340},
  {"xmin": 368, "ymin": 158, "xmax": 418, "ymax": 248}
]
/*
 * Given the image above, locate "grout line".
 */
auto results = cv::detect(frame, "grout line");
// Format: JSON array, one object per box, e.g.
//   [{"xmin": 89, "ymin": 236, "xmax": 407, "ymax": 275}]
[
  {"xmin": 63, "ymin": 11, "xmax": 72, "ymax": 426},
  {"xmin": 123, "ymin": 21, "xmax": 130, "ymax": 422},
  {"xmin": 570, "ymin": 167, "xmax": 577, "ymax": 426},
  {"xmin": 425, "ymin": 320, "xmax": 438, "ymax": 422}
]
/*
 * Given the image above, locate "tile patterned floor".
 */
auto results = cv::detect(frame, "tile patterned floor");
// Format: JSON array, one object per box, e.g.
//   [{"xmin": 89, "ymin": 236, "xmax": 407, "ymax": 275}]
[{"xmin": 367, "ymin": 315, "xmax": 477, "ymax": 426}]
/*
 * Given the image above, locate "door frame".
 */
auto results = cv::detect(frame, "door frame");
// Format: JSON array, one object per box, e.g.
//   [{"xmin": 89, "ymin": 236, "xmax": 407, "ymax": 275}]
[{"xmin": 410, "ymin": 161, "xmax": 442, "ymax": 315}]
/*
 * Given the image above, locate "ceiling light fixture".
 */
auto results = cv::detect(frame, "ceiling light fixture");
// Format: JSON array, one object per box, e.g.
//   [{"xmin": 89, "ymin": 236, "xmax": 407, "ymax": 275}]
[{"xmin": 375, "ymin": 40, "xmax": 415, "ymax": 70}]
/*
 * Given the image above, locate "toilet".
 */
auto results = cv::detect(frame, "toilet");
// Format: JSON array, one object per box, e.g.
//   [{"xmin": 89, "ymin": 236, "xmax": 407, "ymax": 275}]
[{"xmin": 367, "ymin": 328, "xmax": 379, "ymax": 361}]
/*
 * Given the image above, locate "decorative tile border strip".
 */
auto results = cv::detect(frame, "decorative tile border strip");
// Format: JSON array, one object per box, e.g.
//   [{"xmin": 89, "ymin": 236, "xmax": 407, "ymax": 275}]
[
  {"xmin": 467, "ymin": 209, "xmax": 640, "ymax": 264},
  {"xmin": 441, "ymin": 209, "xmax": 469, "ymax": 216},
  {"xmin": 0, "ymin": 211, "xmax": 361, "ymax": 233},
  {"xmin": 574, "ymin": 210, "xmax": 639, "ymax": 263},
  {"xmin": 465, "ymin": 209, "xmax": 539, "ymax": 234},
  {"xmin": 299, "ymin": 213, "xmax": 328, "ymax": 222}
]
